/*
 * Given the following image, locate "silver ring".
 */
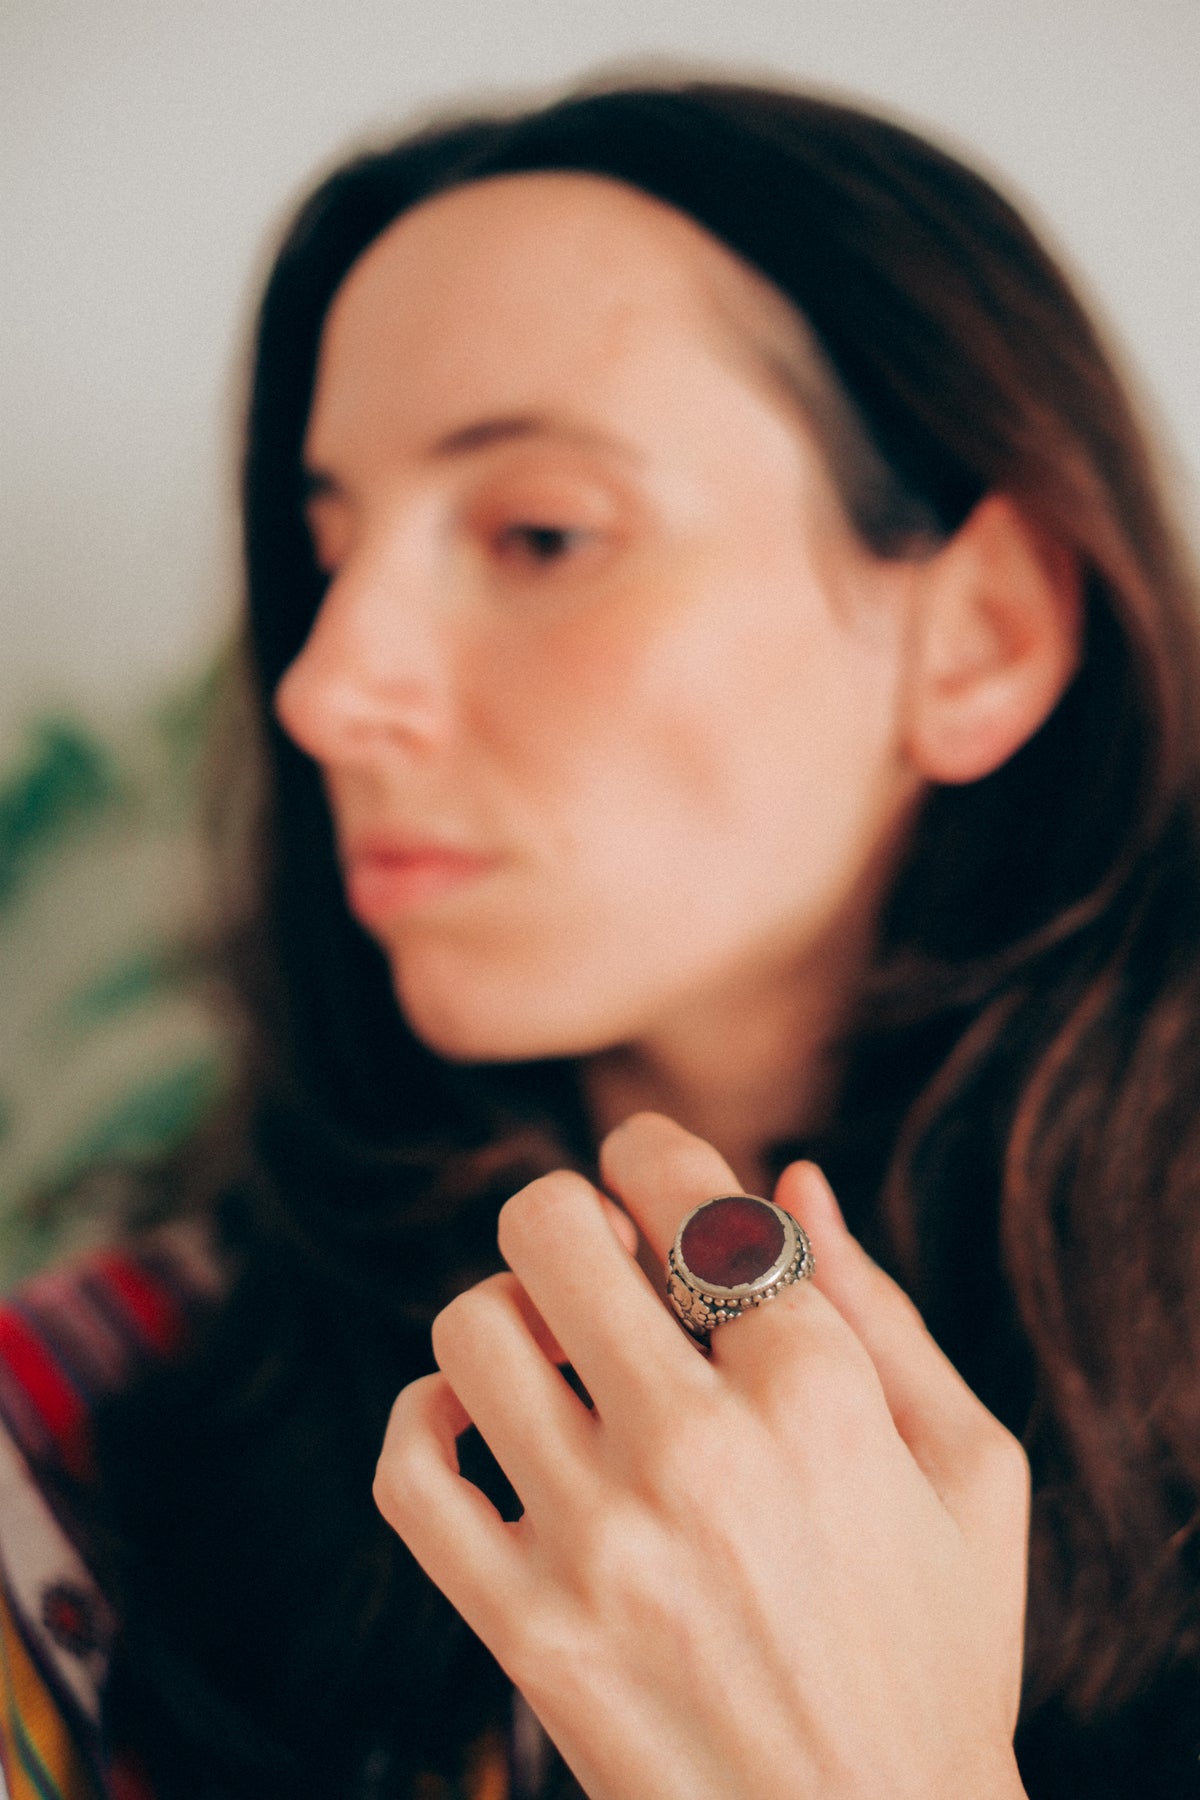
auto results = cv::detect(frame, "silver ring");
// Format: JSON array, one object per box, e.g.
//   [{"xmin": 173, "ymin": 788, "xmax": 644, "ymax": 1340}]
[{"xmin": 666, "ymin": 1194, "xmax": 814, "ymax": 1342}]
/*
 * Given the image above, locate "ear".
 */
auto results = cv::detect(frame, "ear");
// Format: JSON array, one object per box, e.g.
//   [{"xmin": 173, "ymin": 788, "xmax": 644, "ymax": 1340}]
[{"xmin": 901, "ymin": 494, "xmax": 1082, "ymax": 785}]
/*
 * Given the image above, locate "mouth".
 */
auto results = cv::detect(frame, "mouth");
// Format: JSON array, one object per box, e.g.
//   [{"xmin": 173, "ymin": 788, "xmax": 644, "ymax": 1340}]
[{"xmin": 341, "ymin": 837, "xmax": 502, "ymax": 925}]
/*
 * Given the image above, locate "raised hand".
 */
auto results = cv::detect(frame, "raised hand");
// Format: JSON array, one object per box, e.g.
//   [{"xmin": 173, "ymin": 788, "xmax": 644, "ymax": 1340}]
[{"xmin": 374, "ymin": 1112, "xmax": 1030, "ymax": 1800}]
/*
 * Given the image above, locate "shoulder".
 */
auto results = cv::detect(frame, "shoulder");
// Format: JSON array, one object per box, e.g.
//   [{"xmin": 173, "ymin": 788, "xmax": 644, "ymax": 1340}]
[{"xmin": 0, "ymin": 1224, "xmax": 223, "ymax": 1800}]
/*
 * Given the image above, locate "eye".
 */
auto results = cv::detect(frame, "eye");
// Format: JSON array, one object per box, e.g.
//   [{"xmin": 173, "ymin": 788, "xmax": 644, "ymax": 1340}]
[{"xmin": 493, "ymin": 522, "xmax": 594, "ymax": 567}]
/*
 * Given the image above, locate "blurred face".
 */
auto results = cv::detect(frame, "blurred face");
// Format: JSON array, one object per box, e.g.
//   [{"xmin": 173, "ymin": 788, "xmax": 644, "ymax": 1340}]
[{"xmin": 274, "ymin": 173, "xmax": 922, "ymax": 1065}]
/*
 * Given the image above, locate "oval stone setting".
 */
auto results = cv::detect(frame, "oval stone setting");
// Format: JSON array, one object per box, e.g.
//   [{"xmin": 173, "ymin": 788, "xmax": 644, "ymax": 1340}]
[{"xmin": 678, "ymin": 1195, "xmax": 785, "ymax": 1290}]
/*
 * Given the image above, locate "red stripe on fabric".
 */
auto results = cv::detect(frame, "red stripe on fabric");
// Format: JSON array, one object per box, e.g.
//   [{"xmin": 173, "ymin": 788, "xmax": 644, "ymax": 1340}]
[
  {"xmin": 92, "ymin": 1255, "xmax": 187, "ymax": 1357},
  {"xmin": 0, "ymin": 1312, "xmax": 89, "ymax": 1478}
]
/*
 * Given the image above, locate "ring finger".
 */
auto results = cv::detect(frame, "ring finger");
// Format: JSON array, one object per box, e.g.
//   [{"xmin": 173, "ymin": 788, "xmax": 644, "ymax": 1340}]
[{"xmin": 599, "ymin": 1112, "xmax": 842, "ymax": 1401}]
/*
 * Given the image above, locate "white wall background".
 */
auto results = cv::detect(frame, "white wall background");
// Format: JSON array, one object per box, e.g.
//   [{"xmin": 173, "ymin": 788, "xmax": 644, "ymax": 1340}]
[{"xmin": 3, "ymin": 0, "xmax": 1198, "ymax": 744}]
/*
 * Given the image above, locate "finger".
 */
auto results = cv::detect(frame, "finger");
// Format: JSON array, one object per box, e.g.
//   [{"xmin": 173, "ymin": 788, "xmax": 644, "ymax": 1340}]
[
  {"xmin": 497, "ymin": 1168, "xmax": 705, "ymax": 1432},
  {"xmin": 601, "ymin": 1195, "xmax": 640, "ymax": 1258},
  {"xmin": 778, "ymin": 1160, "xmax": 1030, "ymax": 1541},
  {"xmin": 431, "ymin": 1272, "xmax": 597, "ymax": 1515},
  {"xmin": 374, "ymin": 1372, "xmax": 532, "ymax": 1641},
  {"xmin": 477, "ymin": 1202, "xmax": 635, "ymax": 1370},
  {"xmin": 599, "ymin": 1115, "xmax": 848, "ymax": 1419},
  {"xmin": 598, "ymin": 1111, "xmax": 744, "ymax": 1265}
]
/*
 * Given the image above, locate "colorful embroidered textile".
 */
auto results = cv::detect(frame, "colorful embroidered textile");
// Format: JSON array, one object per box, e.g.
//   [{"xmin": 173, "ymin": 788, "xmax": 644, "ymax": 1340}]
[
  {"xmin": 0, "ymin": 1231, "xmax": 218, "ymax": 1800},
  {"xmin": 0, "ymin": 1233, "xmax": 533, "ymax": 1800}
]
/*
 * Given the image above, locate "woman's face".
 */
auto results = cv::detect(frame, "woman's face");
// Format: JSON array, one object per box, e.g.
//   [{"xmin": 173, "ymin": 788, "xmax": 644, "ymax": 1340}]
[{"xmin": 275, "ymin": 173, "xmax": 923, "ymax": 1065}]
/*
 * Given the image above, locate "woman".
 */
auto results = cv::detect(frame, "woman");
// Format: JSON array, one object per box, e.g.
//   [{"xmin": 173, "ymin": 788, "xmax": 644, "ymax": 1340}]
[{"xmin": 2, "ymin": 78, "xmax": 1199, "ymax": 1800}]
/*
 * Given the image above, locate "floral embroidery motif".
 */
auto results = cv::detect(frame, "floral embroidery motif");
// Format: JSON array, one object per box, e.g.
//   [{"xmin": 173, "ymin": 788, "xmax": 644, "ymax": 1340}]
[{"xmin": 41, "ymin": 1579, "xmax": 104, "ymax": 1658}]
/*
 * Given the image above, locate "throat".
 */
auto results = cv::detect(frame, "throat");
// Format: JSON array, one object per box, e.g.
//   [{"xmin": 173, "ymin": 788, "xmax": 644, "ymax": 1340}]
[
  {"xmin": 580, "ymin": 844, "xmax": 899, "ymax": 1196},
  {"xmin": 583, "ymin": 987, "xmax": 839, "ymax": 1198}
]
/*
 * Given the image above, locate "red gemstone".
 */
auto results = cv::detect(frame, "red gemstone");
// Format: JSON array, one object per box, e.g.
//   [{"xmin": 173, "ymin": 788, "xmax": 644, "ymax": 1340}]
[{"xmin": 680, "ymin": 1197, "xmax": 784, "ymax": 1289}]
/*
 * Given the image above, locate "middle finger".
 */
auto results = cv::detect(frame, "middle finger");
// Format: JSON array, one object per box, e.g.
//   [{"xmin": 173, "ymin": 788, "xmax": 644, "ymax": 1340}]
[{"xmin": 598, "ymin": 1110, "xmax": 745, "ymax": 1266}]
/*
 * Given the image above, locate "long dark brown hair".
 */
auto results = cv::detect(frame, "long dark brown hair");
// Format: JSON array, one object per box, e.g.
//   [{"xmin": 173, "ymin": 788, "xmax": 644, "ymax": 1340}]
[{"xmin": 91, "ymin": 79, "xmax": 1200, "ymax": 1798}]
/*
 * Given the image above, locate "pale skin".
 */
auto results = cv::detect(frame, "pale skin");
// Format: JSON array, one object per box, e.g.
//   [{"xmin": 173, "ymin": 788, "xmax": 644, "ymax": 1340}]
[{"xmin": 276, "ymin": 172, "xmax": 1081, "ymax": 1796}]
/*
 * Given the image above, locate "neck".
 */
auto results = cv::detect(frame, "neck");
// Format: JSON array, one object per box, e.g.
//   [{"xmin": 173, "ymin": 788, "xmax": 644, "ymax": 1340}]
[
  {"xmin": 583, "ymin": 903, "xmax": 879, "ymax": 1197},
  {"xmin": 584, "ymin": 998, "xmax": 829, "ymax": 1199}
]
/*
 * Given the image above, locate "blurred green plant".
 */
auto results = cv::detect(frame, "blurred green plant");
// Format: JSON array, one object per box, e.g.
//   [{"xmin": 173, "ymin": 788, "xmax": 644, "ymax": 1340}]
[
  {"xmin": 0, "ymin": 661, "xmax": 233, "ymax": 1287},
  {"xmin": 0, "ymin": 720, "xmax": 120, "ymax": 908}
]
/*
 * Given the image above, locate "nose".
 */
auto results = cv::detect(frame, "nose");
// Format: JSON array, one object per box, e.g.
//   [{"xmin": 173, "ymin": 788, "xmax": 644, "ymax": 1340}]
[{"xmin": 274, "ymin": 528, "xmax": 451, "ymax": 769}]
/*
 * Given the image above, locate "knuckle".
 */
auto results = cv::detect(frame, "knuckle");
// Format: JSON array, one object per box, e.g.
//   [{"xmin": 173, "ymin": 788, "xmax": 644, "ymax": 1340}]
[
  {"xmin": 497, "ymin": 1169, "xmax": 594, "ymax": 1261},
  {"xmin": 568, "ymin": 1494, "xmax": 669, "ymax": 1610},
  {"xmin": 600, "ymin": 1118, "xmax": 738, "ymax": 1230},
  {"xmin": 967, "ymin": 1417, "xmax": 1031, "ymax": 1517},
  {"xmin": 638, "ymin": 1428, "xmax": 703, "ymax": 1509},
  {"xmin": 994, "ymin": 1426, "xmax": 1032, "ymax": 1505},
  {"xmin": 874, "ymin": 1270, "xmax": 925, "ymax": 1330},
  {"xmin": 854, "ymin": 1253, "xmax": 937, "ymax": 1343},
  {"xmin": 501, "ymin": 1606, "xmax": 571, "ymax": 1703},
  {"xmin": 765, "ymin": 1336, "xmax": 885, "ymax": 1461},
  {"xmin": 430, "ymin": 1274, "xmax": 521, "ymax": 1376},
  {"xmin": 430, "ymin": 1269, "xmax": 519, "ymax": 1351},
  {"xmin": 428, "ymin": 1286, "xmax": 479, "ymax": 1368},
  {"xmin": 811, "ymin": 1357, "xmax": 881, "ymax": 1446},
  {"xmin": 371, "ymin": 1457, "xmax": 408, "ymax": 1531},
  {"xmin": 373, "ymin": 1388, "xmax": 433, "ymax": 1530},
  {"xmin": 631, "ymin": 1395, "xmax": 737, "ymax": 1511},
  {"xmin": 769, "ymin": 1310, "xmax": 873, "ymax": 1404}
]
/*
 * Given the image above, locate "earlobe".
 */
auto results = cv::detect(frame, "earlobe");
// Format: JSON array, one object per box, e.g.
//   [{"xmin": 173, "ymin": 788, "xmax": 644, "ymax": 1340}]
[{"xmin": 901, "ymin": 494, "xmax": 1082, "ymax": 785}]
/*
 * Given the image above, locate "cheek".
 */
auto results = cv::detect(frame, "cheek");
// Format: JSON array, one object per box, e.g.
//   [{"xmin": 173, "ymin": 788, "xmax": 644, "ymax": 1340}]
[
  {"xmin": 458, "ymin": 593, "xmax": 693, "ymax": 821},
  {"xmin": 380, "ymin": 595, "xmax": 908, "ymax": 1063},
  {"xmin": 467, "ymin": 568, "xmax": 902, "ymax": 918}
]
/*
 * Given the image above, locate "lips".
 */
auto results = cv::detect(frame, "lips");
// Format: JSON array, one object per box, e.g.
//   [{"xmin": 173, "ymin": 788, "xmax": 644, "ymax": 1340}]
[{"xmin": 341, "ymin": 837, "xmax": 500, "ymax": 924}]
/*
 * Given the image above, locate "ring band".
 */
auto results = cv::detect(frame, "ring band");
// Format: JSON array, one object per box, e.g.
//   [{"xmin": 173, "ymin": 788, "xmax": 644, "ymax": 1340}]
[{"xmin": 666, "ymin": 1194, "xmax": 814, "ymax": 1342}]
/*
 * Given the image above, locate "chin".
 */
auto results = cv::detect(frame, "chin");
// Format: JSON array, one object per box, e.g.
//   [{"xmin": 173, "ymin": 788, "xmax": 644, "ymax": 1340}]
[{"xmin": 388, "ymin": 956, "xmax": 620, "ymax": 1068}]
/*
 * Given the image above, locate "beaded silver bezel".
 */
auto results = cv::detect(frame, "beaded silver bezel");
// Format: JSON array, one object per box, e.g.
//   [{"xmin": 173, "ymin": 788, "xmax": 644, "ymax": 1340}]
[{"xmin": 666, "ymin": 1195, "xmax": 814, "ymax": 1340}]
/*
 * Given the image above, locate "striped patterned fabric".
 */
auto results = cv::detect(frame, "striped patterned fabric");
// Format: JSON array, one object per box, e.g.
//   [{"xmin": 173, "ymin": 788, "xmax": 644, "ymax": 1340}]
[
  {"xmin": 0, "ymin": 1233, "xmax": 533, "ymax": 1800},
  {"xmin": 0, "ymin": 1231, "xmax": 218, "ymax": 1800}
]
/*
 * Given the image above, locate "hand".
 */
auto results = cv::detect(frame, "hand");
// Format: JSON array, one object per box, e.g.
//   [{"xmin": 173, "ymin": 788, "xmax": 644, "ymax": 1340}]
[{"xmin": 374, "ymin": 1113, "xmax": 1030, "ymax": 1800}]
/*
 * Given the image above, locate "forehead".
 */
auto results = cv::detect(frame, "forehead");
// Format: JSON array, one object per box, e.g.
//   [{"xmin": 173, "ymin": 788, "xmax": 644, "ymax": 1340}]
[
  {"xmin": 335, "ymin": 168, "xmax": 779, "ymax": 309},
  {"xmin": 305, "ymin": 172, "xmax": 812, "ymax": 459}
]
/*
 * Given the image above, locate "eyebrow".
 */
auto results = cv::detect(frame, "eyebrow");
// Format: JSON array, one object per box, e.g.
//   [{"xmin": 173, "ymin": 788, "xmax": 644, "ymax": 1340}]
[
  {"xmin": 432, "ymin": 413, "xmax": 635, "ymax": 460},
  {"xmin": 302, "ymin": 412, "xmax": 637, "ymax": 497}
]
